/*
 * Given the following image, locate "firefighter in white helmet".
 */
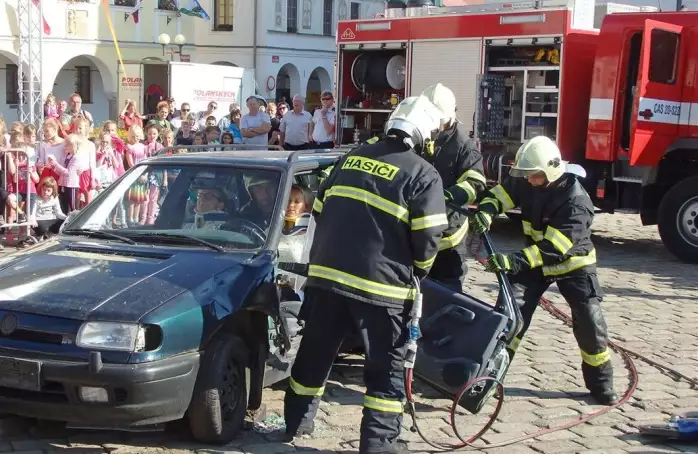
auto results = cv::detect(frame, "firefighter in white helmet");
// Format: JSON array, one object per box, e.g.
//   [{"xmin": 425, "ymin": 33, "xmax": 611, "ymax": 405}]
[
  {"xmin": 471, "ymin": 136, "xmax": 618, "ymax": 405},
  {"xmin": 420, "ymin": 83, "xmax": 486, "ymax": 290},
  {"xmin": 283, "ymin": 95, "xmax": 448, "ymax": 454}
]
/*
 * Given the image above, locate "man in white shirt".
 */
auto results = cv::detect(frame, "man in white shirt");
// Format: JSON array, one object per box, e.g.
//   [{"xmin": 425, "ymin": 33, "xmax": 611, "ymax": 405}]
[
  {"xmin": 279, "ymin": 95, "xmax": 312, "ymax": 151},
  {"xmin": 309, "ymin": 91, "xmax": 336, "ymax": 149}
]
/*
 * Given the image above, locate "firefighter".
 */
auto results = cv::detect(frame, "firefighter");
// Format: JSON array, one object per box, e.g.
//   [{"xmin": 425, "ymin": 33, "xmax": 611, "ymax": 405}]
[
  {"xmin": 282, "ymin": 95, "xmax": 448, "ymax": 453},
  {"xmin": 421, "ymin": 83, "xmax": 487, "ymax": 289},
  {"xmin": 471, "ymin": 136, "xmax": 619, "ymax": 406}
]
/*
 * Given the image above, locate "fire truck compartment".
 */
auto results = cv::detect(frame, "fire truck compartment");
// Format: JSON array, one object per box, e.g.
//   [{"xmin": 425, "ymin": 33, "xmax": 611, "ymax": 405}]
[{"xmin": 338, "ymin": 48, "xmax": 407, "ymax": 145}]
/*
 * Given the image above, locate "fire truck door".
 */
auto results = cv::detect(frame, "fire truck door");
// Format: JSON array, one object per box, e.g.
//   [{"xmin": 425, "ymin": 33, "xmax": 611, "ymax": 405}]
[{"xmin": 629, "ymin": 19, "xmax": 685, "ymax": 167}]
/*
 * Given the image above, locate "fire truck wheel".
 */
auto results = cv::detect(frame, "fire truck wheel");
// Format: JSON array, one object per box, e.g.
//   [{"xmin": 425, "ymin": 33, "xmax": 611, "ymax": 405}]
[{"xmin": 658, "ymin": 176, "xmax": 698, "ymax": 264}]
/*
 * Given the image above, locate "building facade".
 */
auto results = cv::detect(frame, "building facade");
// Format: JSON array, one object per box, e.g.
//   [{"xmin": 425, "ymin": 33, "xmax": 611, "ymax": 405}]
[{"xmin": 0, "ymin": 0, "xmax": 384, "ymax": 124}]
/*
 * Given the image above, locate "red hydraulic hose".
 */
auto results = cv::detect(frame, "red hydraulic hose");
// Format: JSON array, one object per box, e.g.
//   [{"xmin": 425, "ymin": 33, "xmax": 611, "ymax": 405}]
[{"xmin": 404, "ymin": 284, "xmax": 676, "ymax": 451}]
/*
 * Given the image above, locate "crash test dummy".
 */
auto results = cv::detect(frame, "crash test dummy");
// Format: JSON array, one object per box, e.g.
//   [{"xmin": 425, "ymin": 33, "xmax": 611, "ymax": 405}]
[
  {"xmin": 281, "ymin": 95, "xmax": 448, "ymax": 454},
  {"xmin": 471, "ymin": 135, "xmax": 619, "ymax": 406}
]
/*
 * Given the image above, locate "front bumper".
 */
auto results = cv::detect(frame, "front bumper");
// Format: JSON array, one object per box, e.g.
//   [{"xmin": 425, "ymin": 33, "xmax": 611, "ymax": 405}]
[{"xmin": 0, "ymin": 350, "xmax": 200, "ymax": 427}]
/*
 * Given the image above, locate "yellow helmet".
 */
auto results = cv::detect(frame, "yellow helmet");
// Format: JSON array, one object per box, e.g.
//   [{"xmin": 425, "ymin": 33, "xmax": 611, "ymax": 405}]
[{"xmin": 509, "ymin": 136, "xmax": 565, "ymax": 182}]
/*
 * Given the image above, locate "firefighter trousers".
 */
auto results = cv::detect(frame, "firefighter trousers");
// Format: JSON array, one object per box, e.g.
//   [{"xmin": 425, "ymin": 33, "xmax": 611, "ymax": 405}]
[
  {"xmin": 428, "ymin": 242, "xmax": 468, "ymax": 290},
  {"xmin": 284, "ymin": 286, "xmax": 410, "ymax": 454},
  {"xmin": 507, "ymin": 268, "xmax": 614, "ymax": 393}
]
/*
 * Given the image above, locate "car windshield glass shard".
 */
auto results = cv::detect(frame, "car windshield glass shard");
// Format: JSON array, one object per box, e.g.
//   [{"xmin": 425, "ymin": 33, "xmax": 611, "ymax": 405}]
[
  {"xmin": 128, "ymin": 233, "xmax": 225, "ymax": 252},
  {"xmin": 62, "ymin": 229, "xmax": 137, "ymax": 245},
  {"xmin": 60, "ymin": 163, "xmax": 281, "ymax": 251}
]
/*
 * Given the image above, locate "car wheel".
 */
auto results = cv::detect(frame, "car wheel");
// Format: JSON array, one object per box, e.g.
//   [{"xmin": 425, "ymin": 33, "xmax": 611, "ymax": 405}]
[{"xmin": 187, "ymin": 333, "xmax": 250, "ymax": 444}]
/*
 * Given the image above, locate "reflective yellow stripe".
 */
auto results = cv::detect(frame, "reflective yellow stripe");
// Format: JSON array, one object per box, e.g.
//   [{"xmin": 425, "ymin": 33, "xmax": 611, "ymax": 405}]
[
  {"xmin": 522, "ymin": 245, "xmax": 544, "ymax": 268},
  {"xmin": 457, "ymin": 169, "xmax": 486, "ymax": 185},
  {"xmin": 313, "ymin": 198, "xmax": 324, "ymax": 213},
  {"xmin": 454, "ymin": 180, "xmax": 477, "ymax": 204},
  {"xmin": 411, "ymin": 213, "xmax": 448, "ymax": 231},
  {"xmin": 508, "ymin": 337, "xmax": 521, "ymax": 352},
  {"xmin": 501, "ymin": 254, "xmax": 511, "ymax": 269},
  {"xmin": 544, "ymin": 226, "xmax": 574, "ymax": 254},
  {"xmin": 581, "ymin": 347, "xmax": 611, "ymax": 367},
  {"xmin": 542, "ymin": 249, "xmax": 597, "ymax": 276},
  {"xmin": 325, "ymin": 185, "xmax": 409, "ymax": 223},
  {"xmin": 308, "ymin": 265, "xmax": 415, "ymax": 300},
  {"xmin": 364, "ymin": 395, "xmax": 404, "ymax": 413},
  {"xmin": 290, "ymin": 377, "xmax": 325, "ymax": 396},
  {"xmin": 490, "ymin": 185, "xmax": 515, "ymax": 212},
  {"xmin": 522, "ymin": 221, "xmax": 544, "ymax": 242},
  {"xmin": 444, "ymin": 191, "xmax": 454, "ymax": 201},
  {"xmin": 366, "ymin": 136, "xmax": 379, "ymax": 144},
  {"xmin": 414, "ymin": 254, "xmax": 437, "ymax": 270},
  {"xmin": 438, "ymin": 220, "xmax": 468, "ymax": 251},
  {"xmin": 479, "ymin": 197, "xmax": 500, "ymax": 212}
]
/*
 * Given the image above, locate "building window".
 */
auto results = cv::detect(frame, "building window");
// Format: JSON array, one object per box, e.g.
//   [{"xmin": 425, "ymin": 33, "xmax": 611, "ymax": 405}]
[
  {"xmin": 323, "ymin": 0, "xmax": 333, "ymax": 36},
  {"xmin": 113, "ymin": 0, "xmax": 136, "ymax": 6},
  {"xmin": 287, "ymin": 0, "xmax": 298, "ymax": 32},
  {"xmin": 648, "ymin": 28, "xmax": 680, "ymax": 85},
  {"xmin": 75, "ymin": 66, "xmax": 92, "ymax": 104},
  {"xmin": 157, "ymin": 0, "xmax": 178, "ymax": 10},
  {"xmin": 5, "ymin": 64, "xmax": 18, "ymax": 105},
  {"xmin": 350, "ymin": 2, "xmax": 360, "ymax": 19},
  {"xmin": 214, "ymin": 0, "xmax": 234, "ymax": 31}
]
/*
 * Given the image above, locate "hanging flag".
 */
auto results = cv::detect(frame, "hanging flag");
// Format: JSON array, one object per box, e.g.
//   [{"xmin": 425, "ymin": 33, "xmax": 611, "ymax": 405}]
[
  {"xmin": 30, "ymin": 0, "xmax": 51, "ymax": 35},
  {"xmin": 129, "ymin": 0, "xmax": 143, "ymax": 24},
  {"xmin": 178, "ymin": 0, "xmax": 210, "ymax": 20}
]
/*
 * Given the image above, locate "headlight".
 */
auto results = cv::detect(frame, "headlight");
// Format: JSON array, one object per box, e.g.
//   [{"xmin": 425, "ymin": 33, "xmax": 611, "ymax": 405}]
[{"xmin": 76, "ymin": 322, "xmax": 146, "ymax": 352}]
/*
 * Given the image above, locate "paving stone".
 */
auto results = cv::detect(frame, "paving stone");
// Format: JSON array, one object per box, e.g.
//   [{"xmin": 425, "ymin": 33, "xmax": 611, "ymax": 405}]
[
  {"xmin": 576, "ymin": 435, "xmax": 632, "ymax": 450},
  {"xmin": 528, "ymin": 439, "xmax": 586, "ymax": 453}
]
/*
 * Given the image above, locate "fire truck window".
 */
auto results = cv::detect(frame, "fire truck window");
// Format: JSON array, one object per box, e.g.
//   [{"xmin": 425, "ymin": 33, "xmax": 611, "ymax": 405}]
[{"xmin": 648, "ymin": 29, "xmax": 679, "ymax": 85}]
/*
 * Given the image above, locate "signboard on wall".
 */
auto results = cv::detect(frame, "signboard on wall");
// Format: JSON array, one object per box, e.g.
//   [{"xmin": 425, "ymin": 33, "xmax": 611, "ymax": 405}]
[{"xmin": 116, "ymin": 62, "xmax": 144, "ymax": 119}]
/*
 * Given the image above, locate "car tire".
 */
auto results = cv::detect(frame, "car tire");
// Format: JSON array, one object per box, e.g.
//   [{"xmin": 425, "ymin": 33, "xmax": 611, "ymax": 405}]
[{"xmin": 187, "ymin": 333, "xmax": 250, "ymax": 444}]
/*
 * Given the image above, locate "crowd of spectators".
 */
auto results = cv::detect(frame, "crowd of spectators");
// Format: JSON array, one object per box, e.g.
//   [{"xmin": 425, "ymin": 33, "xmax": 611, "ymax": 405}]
[{"xmin": 0, "ymin": 89, "xmax": 336, "ymax": 249}]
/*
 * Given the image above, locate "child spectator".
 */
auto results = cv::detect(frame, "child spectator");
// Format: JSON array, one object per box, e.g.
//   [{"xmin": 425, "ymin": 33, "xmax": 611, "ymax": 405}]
[
  {"xmin": 38, "ymin": 118, "xmax": 65, "ymax": 184},
  {"xmin": 22, "ymin": 124, "xmax": 37, "ymax": 163},
  {"xmin": 205, "ymin": 126, "xmax": 221, "ymax": 150},
  {"xmin": 144, "ymin": 123, "xmax": 164, "ymax": 157},
  {"xmin": 223, "ymin": 108, "xmax": 243, "ymax": 144},
  {"xmin": 50, "ymin": 134, "xmax": 89, "ymax": 214},
  {"xmin": 0, "ymin": 118, "xmax": 9, "ymax": 148},
  {"xmin": 7, "ymin": 132, "xmax": 39, "ymax": 218},
  {"xmin": 125, "ymin": 125, "xmax": 147, "ymax": 225},
  {"xmin": 72, "ymin": 117, "xmax": 97, "ymax": 207},
  {"xmin": 4, "ymin": 132, "xmax": 33, "ymax": 227},
  {"xmin": 44, "ymin": 94, "xmax": 59, "ymax": 120},
  {"xmin": 95, "ymin": 132, "xmax": 119, "ymax": 194},
  {"xmin": 221, "ymin": 132, "xmax": 234, "ymax": 146},
  {"xmin": 175, "ymin": 120, "xmax": 194, "ymax": 146},
  {"xmin": 30, "ymin": 177, "xmax": 66, "ymax": 240},
  {"xmin": 193, "ymin": 131, "xmax": 207, "ymax": 147},
  {"xmin": 144, "ymin": 130, "xmax": 171, "ymax": 224}
]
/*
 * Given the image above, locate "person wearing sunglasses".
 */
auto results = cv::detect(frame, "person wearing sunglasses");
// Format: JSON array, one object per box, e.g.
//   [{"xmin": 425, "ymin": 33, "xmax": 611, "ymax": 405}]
[
  {"xmin": 171, "ymin": 103, "xmax": 192, "ymax": 130},
  {"xmin": 197, "ymin": 101, "xmax": 219, "ymax": 130},
  {"xmin": 309, "ymin": 91, "xmax": 336, "ymax": 149}
]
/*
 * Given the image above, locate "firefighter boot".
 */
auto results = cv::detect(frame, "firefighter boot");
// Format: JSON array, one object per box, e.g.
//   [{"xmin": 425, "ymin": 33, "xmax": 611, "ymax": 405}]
[{"xmin": 591, "ymin": 388, "xmax": 620, "ymax": 406}]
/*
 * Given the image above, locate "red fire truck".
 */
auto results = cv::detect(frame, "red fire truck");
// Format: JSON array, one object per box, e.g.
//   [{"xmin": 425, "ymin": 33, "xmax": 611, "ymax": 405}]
[{"xmin": 334, "ymin": 1, "xmax": 698, "ymax": 263}]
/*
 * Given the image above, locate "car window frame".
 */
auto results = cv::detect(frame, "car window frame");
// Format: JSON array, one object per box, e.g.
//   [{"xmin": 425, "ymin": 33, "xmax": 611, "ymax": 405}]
[{"xmin": 62, "ymin": 161, "xmax": 288, "ymax": 252}]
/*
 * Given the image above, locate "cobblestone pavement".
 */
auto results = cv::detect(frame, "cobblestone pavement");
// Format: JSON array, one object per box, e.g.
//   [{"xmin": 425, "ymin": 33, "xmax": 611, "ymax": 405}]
[{"xmin": 1, "ymin": 213, "xmax": 697, "ymax": 453}]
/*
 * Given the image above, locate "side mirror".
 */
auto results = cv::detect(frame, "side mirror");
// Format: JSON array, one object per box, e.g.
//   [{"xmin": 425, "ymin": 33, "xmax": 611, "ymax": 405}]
[{"xmin": 59, "ymin": 210, "xmax": 81, "ymax": 233}]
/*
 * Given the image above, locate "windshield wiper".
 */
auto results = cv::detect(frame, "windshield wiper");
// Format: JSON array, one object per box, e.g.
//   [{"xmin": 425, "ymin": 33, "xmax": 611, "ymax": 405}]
[
  {"xmin": 128, "ymin": 233, "xmax": 225, "ymax": 252},
  {"xmin": 62, "ymin": 228, "xmax": 137, "ymax": 245}
]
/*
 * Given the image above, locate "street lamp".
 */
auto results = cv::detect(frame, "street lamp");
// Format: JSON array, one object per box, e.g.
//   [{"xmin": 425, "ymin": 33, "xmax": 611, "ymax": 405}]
[{"xmin": 158, "ymin": 33, "xmax": 186, "ymax": 60}]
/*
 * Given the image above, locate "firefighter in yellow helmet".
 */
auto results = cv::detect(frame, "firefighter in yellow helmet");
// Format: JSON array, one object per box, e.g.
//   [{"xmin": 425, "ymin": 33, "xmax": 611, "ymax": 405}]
[
  {"xmin": 420, "ymin": 83, "xmax": 486, "ymax": 290},
  {"xmin": 282, "ymin": 95, "xmax": 448, "ymax": 453},
  {"xmin": 471, "ymin": 136, "xmax": 618, "ymax": 406}
]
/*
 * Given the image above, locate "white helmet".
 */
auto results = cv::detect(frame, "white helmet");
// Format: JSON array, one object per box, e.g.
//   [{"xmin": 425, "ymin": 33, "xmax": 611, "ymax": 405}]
[
  {"xmin": 422, "ymin": 83, "xmax": 457, "ymax": 127},
  {"xmin": 384, "ymin": 95, "xmax": 442, "ymax": 153},
  {"xmin": 509, "ymin": 136, "xmax": 566, "ymax": 183}
]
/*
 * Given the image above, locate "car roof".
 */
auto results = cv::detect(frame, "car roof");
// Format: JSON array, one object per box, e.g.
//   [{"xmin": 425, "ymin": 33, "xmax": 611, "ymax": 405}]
[{"xmin": 147, "ymin": 149, "xmax": 346, "ymax": 169}]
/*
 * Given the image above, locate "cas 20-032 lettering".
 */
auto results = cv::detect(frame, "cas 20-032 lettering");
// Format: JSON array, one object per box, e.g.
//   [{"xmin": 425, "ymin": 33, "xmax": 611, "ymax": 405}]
[{"xmin": 653, "ymin": 103, "xmax": 681, "ymax": 116}]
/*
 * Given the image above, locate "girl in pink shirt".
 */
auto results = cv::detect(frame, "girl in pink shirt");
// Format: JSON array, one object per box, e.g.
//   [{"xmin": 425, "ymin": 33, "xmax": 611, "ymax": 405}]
[
  {"xmin": 49, "ymin": 134, "xmax": 89, "ymax": 214},
  {"xmin": 125, "ymin": 125, "xmax": 147, "ymax": 225}
]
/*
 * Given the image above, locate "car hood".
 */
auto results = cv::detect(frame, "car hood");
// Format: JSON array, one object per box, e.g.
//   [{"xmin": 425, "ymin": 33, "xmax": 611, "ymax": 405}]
[{"xmin": 0, "ymin": 239, "xmax": 254, "ymax": 322}]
